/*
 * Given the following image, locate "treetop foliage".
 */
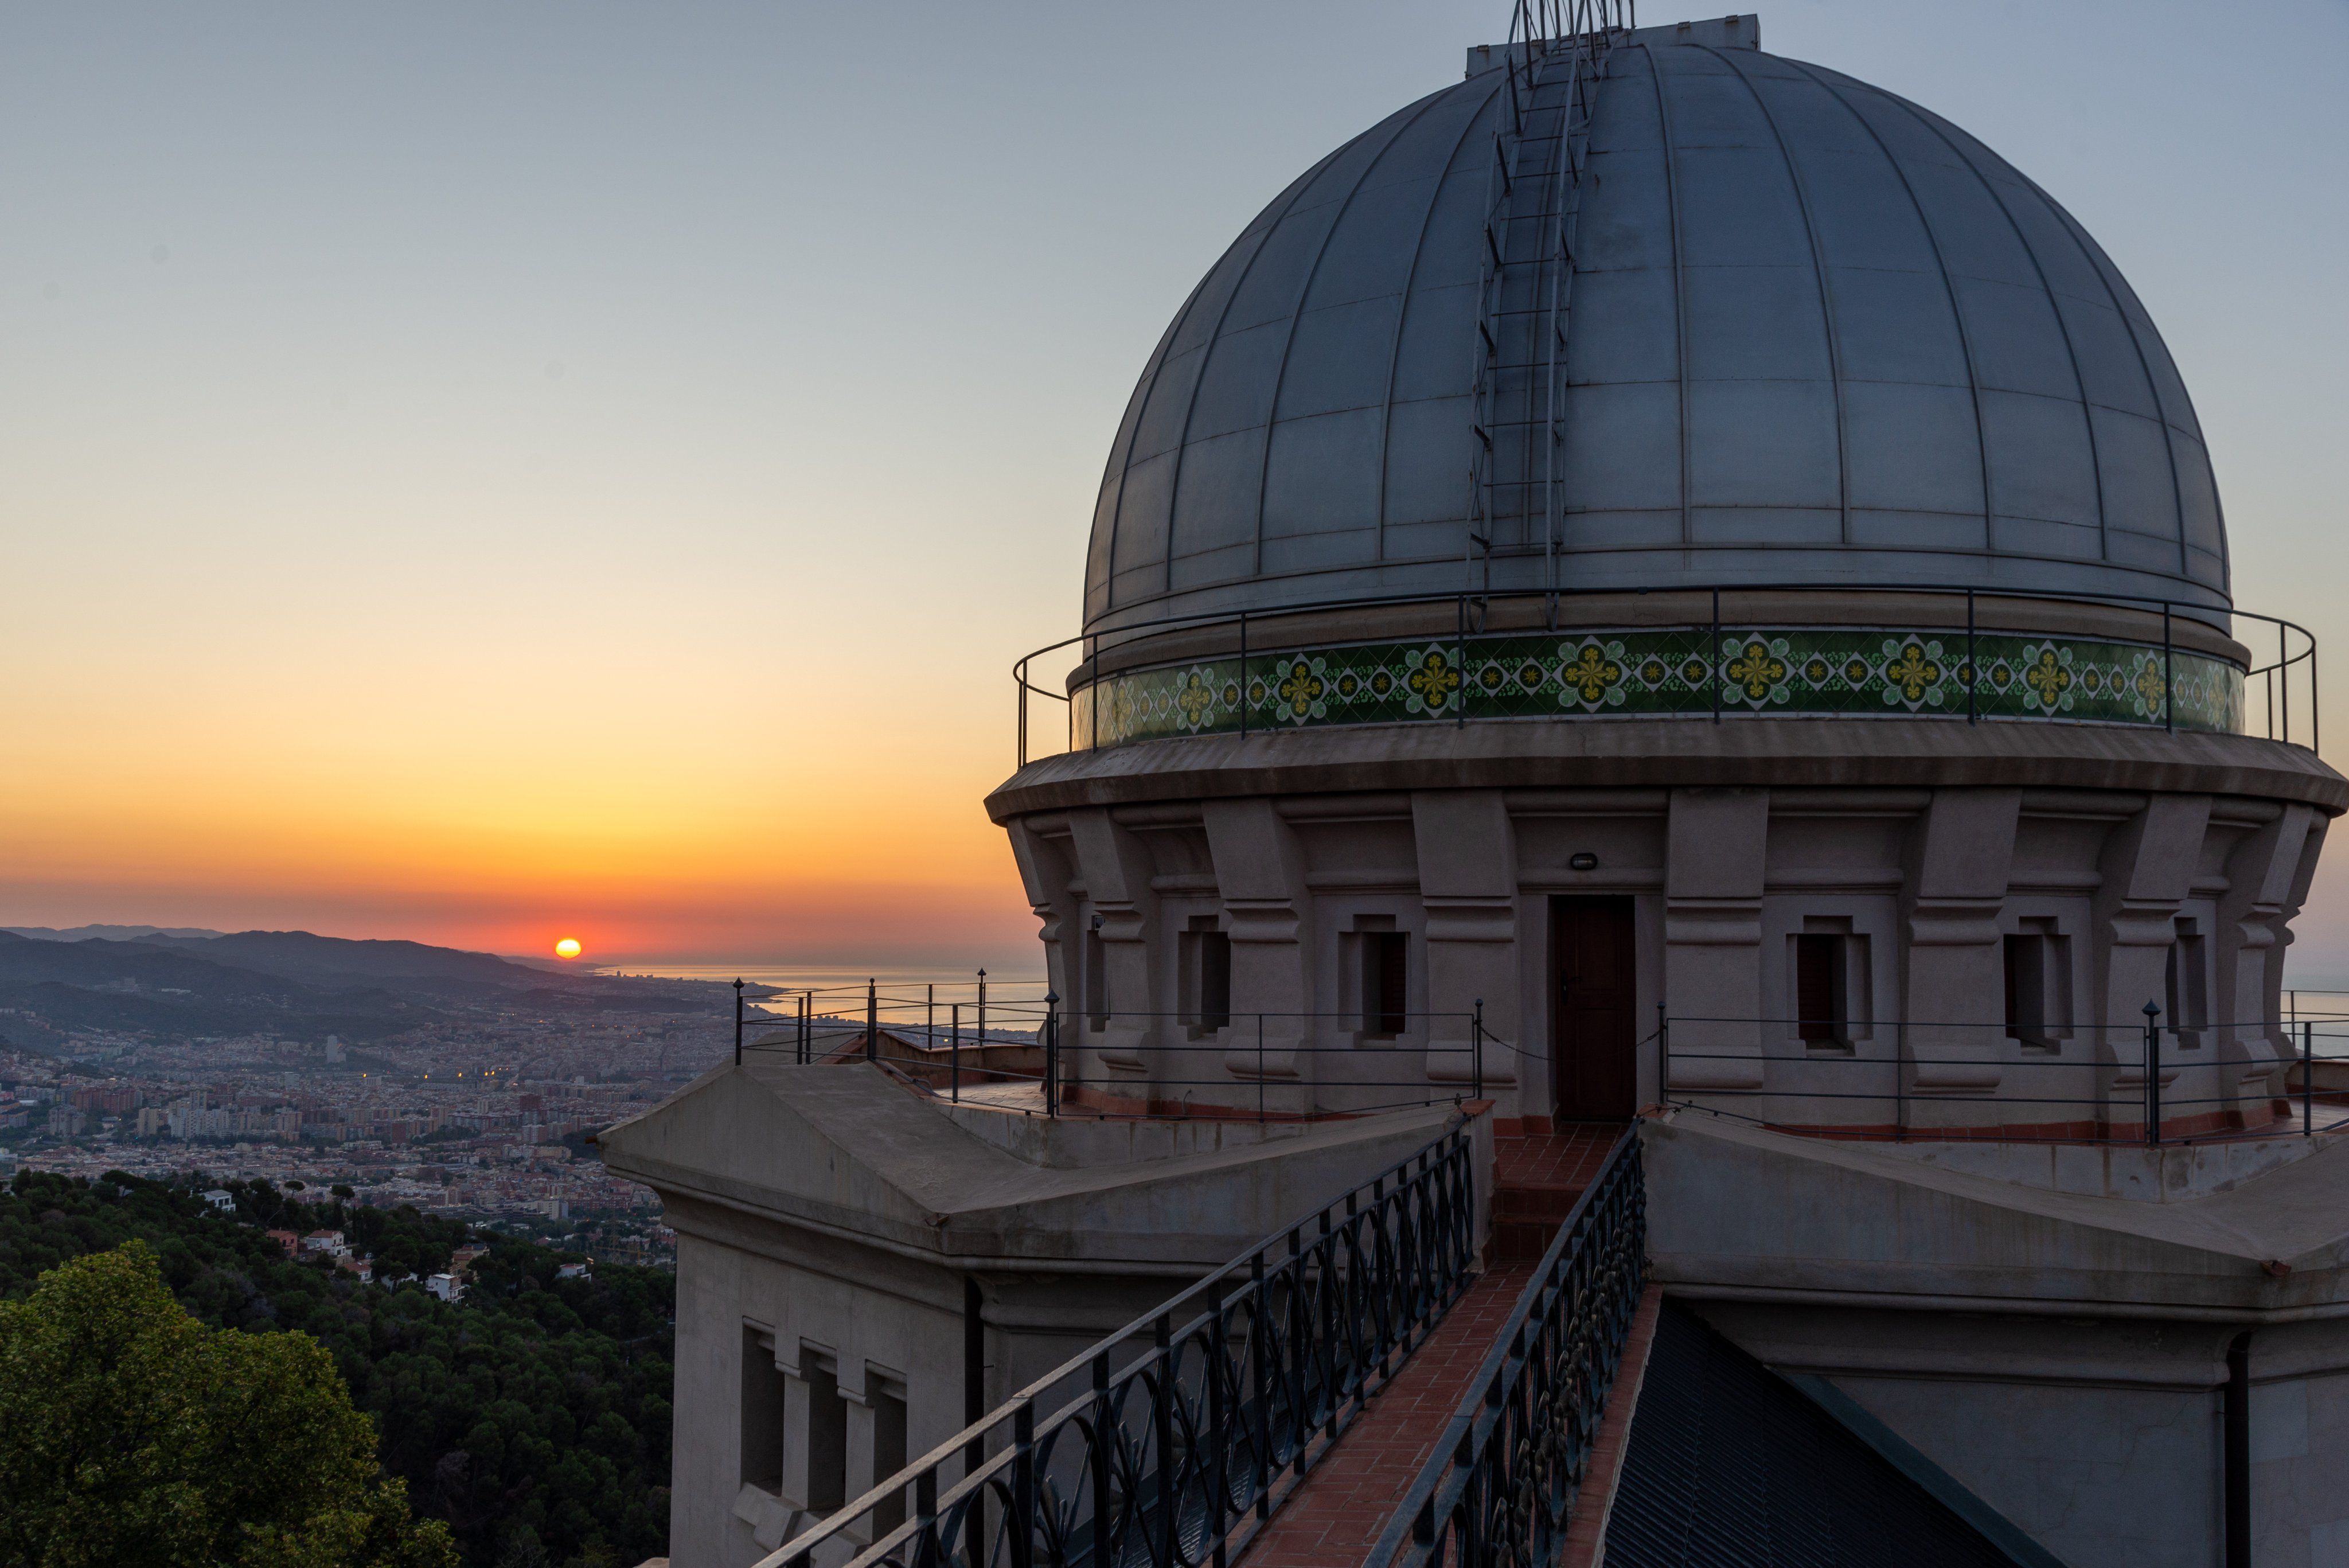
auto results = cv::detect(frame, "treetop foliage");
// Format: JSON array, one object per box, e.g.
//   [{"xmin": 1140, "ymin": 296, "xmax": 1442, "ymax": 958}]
[
  {"xmin": 0, "ymin": 1171, "xmax": 672, "ymax": 1568},
  {"xmin": 0, "ymin": 1239, "xmax": 456, "ymax": 1568}
]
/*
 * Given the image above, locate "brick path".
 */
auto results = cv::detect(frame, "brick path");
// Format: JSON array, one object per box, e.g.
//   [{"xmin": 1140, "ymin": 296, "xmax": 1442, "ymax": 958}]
[
  {"xmin": 1240, "ymin": 1126, "xmax": 1630, "ymax": 1567},
  {"xmin": 1491, "ymin": 1122, "xmax": 1625, "ymax": 1261},
  {"xmin": 1239, "ymin": 1262, "xmax": 1533, "ymax": 1568}
]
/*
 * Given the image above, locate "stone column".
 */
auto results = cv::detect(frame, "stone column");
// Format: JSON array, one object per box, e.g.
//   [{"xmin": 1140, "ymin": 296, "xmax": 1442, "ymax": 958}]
[
  {"xmin": 1203, "ymin": 799, "xmax": 1313, "ymax": 1106},
  {"xmin": 1663, "ymin": 789, "xmax": 1767, "ymax": 1090},
  {"xmin": 2093, "ymin": 794, "xmax": 2211, "ymax": 1120},
  {"xmin": 1900, "ymin": 789, "xmax": 2020, "ymax": 1100},
  {"xmin": 1412, "ymin": 791, "xmax": 1519, "ymax": 1096},
  {"xmin": 2215, "ymin": 803, "xmax": 2323, "ymax": 1110},
  {"xmin": 1064, "ymin": 809, "xmax": 1161, "ymax": 1095}
]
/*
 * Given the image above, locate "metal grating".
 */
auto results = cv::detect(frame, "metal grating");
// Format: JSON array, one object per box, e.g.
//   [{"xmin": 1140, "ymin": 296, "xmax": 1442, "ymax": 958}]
[{"xmin": 1602, "ymin": 1304, "xmax": 2060, "ymax": 1568}]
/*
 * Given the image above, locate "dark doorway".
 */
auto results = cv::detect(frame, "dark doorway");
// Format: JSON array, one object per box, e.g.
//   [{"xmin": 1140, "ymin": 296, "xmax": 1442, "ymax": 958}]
[{"xmin": 1552, "ymin": 896, "xmax": 1638, "ymax": 1120}]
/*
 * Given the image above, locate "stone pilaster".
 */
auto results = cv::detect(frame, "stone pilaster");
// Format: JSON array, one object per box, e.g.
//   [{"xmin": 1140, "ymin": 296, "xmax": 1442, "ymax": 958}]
[
  {"xmin": 1412, "ymin": 790, "xmax": 1519, "ymax": 1093},
  {"xmin": 2215, "ymin": 803, "xmax": 2323, "ymax": 1105},
  {"xmin": 1663, "ymin": 789, "xmax": 1767, "ymax": 1089},
  {"xmin": 1203, "ymin": 798, "xmax": 1313, "ymax": 1095},
  {"xmin": 1064, "ymin": 809, "xmax": 1161, "ymax": 1086},
  {"xmin": 1900, "ymin": 789, "xmax": 2020, "ymax": 1092},
  {"xmin": 1004, "ymin": 816, "xmax": 1076, "ymax": 1026},
  {"xmin": 2093, "ymin": 794, "xmax": 2211, "ymax": 1102}
]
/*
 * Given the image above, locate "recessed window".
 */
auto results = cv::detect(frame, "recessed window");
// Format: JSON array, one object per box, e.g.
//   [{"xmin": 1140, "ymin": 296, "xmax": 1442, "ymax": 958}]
[
  {"xmin": 1363, "ymin": 931, "xmax": 1408, "ymax": 1038},
  {"xmin": 870, "ymin": 1374, "xmax": 909, "ymax": 1534},
  {"xmin": 740, "ymin": 1327, "xmax": 786, "ymax": 1493},
  {"xmin": 2003, "ymin": 920, "xmax": 2070, "ymax": 1050},
  {"xmin": 1180, "ymin": 918, "xmax": 1231, "ymax": 1032},
  {"xmin": 1794, "ymin": 933, "xmax": 1847, "ymax": 1046},
  {"xmin": 2165, "ymin": 920, "xmax": 2207, "ymax": 1042},
  {"xmin": 803, "ymin": 1353, "xmax": 847, "ymax": 1514},
  {"xmin": 2005, "ymin": 934, "xmax": 2050, "ymax": 1048},
  {"xmin": 1082, "ymin": 923, "xmax": 1107, "ymax": 1028}
]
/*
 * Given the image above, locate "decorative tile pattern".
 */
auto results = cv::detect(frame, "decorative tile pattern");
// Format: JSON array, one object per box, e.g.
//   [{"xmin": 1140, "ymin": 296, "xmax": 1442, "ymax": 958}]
[{"xmin": 1066, "ymin": 627, "xmax": 2243, "ymax": 749}]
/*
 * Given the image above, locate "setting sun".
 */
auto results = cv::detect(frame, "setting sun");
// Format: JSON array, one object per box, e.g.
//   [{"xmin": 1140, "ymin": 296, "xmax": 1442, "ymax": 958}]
[{"xmin": 554, "ymin": 937, "xmax": 582, "ymax": 959}]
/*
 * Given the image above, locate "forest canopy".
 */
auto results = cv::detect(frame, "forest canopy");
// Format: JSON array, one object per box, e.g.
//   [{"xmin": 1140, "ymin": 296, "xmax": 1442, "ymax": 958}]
[{"xmin": 0, "ymin": 1172, "xmax": 673, "ymax": 1568}]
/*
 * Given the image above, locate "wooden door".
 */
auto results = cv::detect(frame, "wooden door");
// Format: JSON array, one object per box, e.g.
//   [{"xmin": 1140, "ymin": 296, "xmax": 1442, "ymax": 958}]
[{"xmin": 1552, "ymin": 896, "xmax": 1638, "ymax": 1120}]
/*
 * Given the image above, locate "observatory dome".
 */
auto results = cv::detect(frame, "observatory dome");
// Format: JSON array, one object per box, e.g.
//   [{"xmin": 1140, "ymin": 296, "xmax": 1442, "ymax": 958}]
[{"xmin": 1083, "ymin": 17, "xmax": 2227, "ymax": 636}]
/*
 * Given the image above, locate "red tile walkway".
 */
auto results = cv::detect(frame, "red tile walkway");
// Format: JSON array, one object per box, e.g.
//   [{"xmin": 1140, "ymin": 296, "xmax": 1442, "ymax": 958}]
[
  {"xmin": 1240, "ymin": 1263, "xmax": 1533, "ymax": 1568},
  {"xmin": 1240, "ymin": 1126, "xmax": 1634, "ymax": 1567},
  {"xmin": 1492, "ymin": 1122, "xmax": 1626, "ymax": 1261}
]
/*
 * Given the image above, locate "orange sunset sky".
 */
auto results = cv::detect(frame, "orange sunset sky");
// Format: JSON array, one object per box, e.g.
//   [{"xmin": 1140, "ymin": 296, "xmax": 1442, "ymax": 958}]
[{"xmin": 4, "ymin": 2, "xmax": 2348, "ymax": 976}]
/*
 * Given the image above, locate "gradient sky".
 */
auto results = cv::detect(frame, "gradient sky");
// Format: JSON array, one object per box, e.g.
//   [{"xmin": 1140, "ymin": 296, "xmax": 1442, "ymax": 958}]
[{"xmin": 2, "ymin": 1, "xmax": 2345, "ymax": 973}]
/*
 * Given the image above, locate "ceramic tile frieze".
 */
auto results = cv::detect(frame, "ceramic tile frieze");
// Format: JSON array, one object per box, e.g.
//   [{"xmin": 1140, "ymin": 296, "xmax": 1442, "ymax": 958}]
[{"xmin": 1066, "ymin": 629, "xmax": 2244, "ymax": 750}]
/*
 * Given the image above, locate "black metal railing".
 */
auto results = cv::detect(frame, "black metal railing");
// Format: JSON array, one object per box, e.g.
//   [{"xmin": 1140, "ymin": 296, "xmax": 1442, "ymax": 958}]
[
  {"xmin": 1367, "ymin": 1130, "xmax": 1647, "ymax": 1568},
  {"xmin": 759, "ymin": 1125, "xmax": 1481, "ymax": 1568},
  {"xmin": 1659, "ymin": 1009, "xmax": 2349, "ymax": 1146},
  {"xmin": 1009, "ymin": 579, "xmax": 2316, "ymax": 768},
  {"xmin": 736, "ymin": 993, "xmax": 1538, "ymax": 1123}
]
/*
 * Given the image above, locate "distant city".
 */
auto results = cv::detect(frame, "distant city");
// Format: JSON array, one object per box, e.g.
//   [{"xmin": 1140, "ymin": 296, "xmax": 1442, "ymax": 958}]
[{"xmin": 0, "ymin": 924, "xmax": 805, "ymax": 1269}]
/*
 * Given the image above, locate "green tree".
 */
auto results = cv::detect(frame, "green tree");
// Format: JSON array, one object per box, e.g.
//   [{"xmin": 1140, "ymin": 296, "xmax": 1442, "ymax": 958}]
[{"xmin": 0, "ymin": 1240, "xmax": 457, "ymax": 1568}]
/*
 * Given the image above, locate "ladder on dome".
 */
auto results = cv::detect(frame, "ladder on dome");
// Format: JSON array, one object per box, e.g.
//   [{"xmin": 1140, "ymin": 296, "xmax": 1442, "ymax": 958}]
[{"xmin": 1465, "ymin": 0, "xmax": 1632, "ymax": 615}]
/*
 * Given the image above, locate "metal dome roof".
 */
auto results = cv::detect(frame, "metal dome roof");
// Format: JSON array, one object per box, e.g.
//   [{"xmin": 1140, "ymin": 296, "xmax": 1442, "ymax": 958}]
[{"xmin": 1083, "ymin": 18, "xmax": 2227, "ymax": 634}]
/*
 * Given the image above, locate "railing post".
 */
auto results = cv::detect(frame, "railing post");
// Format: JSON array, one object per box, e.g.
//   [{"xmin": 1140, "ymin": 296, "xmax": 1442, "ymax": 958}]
[
  {"xmin": 2164, "ymin": 603, "xmax": 2174, "ymax": 733},
  {"xmin": 1238, "ymin": 611, "xmax": 1248, "ymax": 738},
  {"xmin": 733, "ymin": 978, "xmax": 744, "ymax": 1067},
  {"xmin": 2305, "ymin": 1019, "xmax": 2315, "ymax": 1138},
  {"xmin": 1044, "ymin": 990, "xmax": 1060, "ymax": 1118},
  {"xmin": 1152, "ymin": 1312, "xmax": 1177, "ymax": 1564},
  {"xmin": 951, "ymin": 1003, "xmax": 961, "ymax": 1104},
  {"xmin": 1966, "ymin": 587, "xmax": 1977, "ymax": 724},
  {"xmin": 1473, "ymin": 1000, "xmax": 1486, "ymax": 1102},
  {"xmin": 1009, "ymin": 1398, "xmax": 1036, "ymax": 1568},
  {"xmin": 1250, "ymin": 1252, "xmax": 1272, "ymax": 1520},
  {"xmin": 977, "ymin": 968, "xmax": 987, "ymax": 1063},
  {"xmin": 1710, "ymin": 587, "xmax": 1722, "ymax": 723},
  {"xmin": 2144, "ymin": 1000, "xmax": 2163, "ymax": 1145},
  {"xmin": 927, "ymin": 982, "xmax": 934, "ymax": 1059},
  {"xmin": 1205, "ymin": 1280, "xmax": 1232, "ymax": 1568},
  {"xmin": 1656, "ymin": 1001, "xmax": 1668, "ymax": 1105},
  {"xmin": 1088, "ymin": 1349, "xmax": 1114, "ymax": 1568},
  {"xmin": 1457, "ymin": 593, "xmax": 1468, "ymax": 730},
  {"xmin": 1287, "ymin": 1227, "xmax": 1309, "ymax": 1476}
]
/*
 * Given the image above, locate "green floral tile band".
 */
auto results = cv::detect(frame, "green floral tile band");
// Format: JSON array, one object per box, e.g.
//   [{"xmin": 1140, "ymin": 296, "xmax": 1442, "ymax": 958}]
[{"xmin": 1067, "ymin": 628, "xmax": 2243, "ymax": 750}]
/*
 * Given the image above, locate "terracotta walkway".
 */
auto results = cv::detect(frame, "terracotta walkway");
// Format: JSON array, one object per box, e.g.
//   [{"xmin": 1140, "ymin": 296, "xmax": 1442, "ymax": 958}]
[
  {"xmin": 1240, "ymin": 1263, "xmax": 1534, "ymax": 1568},
  {"xmin": 1491, "ymin": 1122, "xmax": 1625, "ymax": 1261},
  {"xmin": 1242, "ymin": 1126, "xmax": 1629, "ymax": 1567}
]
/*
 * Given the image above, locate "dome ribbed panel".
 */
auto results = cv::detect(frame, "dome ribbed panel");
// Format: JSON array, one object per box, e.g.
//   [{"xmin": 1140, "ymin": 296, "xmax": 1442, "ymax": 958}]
[{"xmin": 1083, "ymin": 36, "xmax": 2229, "ymax": 633}]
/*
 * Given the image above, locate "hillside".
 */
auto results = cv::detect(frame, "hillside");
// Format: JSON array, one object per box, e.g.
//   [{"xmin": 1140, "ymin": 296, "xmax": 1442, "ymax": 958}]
[{"xmin": 0, "ymin": 929, "xmax": 704, "ymax": 1051}]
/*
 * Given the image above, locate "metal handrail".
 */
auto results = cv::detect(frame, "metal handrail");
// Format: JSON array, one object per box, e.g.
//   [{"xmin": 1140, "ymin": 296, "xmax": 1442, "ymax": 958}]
[
  {"xmin": 1367, "ymin": 1129, "xmax": 1646, "ymax": 1568},
  {"xmin": 763, "ymin": 1122, "xmax": 1481, "ymax": 1568},
  {"xmin": 739, "ymin": 1003, "xmax": 1534, "ymax": 1124},
  {"xmin": 1658, "ymin": 1011, "xmax": 2345, "ymax": 1146},
  {"xmin": 1012, "ymin": 578, "xmax": 2317, "ymax": 768}
]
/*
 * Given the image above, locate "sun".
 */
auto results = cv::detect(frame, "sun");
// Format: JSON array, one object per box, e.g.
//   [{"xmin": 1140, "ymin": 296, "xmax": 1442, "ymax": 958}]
[{"xmin": 554, "ymin": 938, "xmax": 582, "ymax": 959}]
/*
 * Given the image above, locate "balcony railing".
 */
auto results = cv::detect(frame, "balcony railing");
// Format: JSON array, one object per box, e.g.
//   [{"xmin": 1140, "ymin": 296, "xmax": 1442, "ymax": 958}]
[
  {"xmin": 759, "ymin": 1124, "xmax": 1480, "ymax": 1568},
  {"xmin": 1009, "ymin": 580, "xmax": 2316, "ymax": 766},
  {"xmin": 1367, "ymin": 1129, "xmax": 1647, "ymax": 1568},
  {"xmin": 735, "ymin": 989, "xmax": 1540, "ymax": 1122},
  {"xmin": 1660, "ymin": 1010, "xmax": 2349, "ymax": 1145}
]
